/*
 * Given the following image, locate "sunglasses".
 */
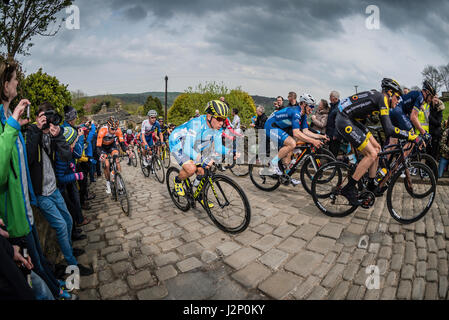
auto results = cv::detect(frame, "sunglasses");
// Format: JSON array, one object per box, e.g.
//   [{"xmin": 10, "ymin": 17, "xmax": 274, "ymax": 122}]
[
  {"xmin": 213, "ymin": 116, "xmax": 226, "ymax": 122},
  {"xmin": 150, "ymin": 117, "xmax": 156, "ymax": 119}
]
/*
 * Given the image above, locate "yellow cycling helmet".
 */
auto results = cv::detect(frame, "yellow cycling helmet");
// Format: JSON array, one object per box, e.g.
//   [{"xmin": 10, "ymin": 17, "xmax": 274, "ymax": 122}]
[{"xmin": 204, "ymin": 100, "xmax": 229, "ymax": 118}]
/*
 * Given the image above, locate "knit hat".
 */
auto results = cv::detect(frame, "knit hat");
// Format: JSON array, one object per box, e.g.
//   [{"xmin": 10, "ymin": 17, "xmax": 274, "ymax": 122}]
[
  {"xmin": 64, "ymin": 105, "xmax": 77, "ymax": 122},
  {"xmin": 63, "ymin": 126, "xmax": 78, "ymax": 145}
]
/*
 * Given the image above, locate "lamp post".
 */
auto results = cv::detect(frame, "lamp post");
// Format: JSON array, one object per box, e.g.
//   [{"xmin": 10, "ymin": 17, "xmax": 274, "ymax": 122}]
[
  {"xmin": 354, "ymin": 85, "xmax": 358, "ymax": 94},
  {"xmin": 164, "ymin": 76, "xmax": 168, "ymax": 123}
]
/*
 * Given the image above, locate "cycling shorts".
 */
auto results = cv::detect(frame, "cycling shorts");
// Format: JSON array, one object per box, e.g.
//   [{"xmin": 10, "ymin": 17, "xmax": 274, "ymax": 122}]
[
  {"xmin": 144, "ymin": 134, "xmax": 155, "ymax": 147},
  {"xmin": 335, "ymin": 112, "xmax": 372, "ymax": 152},
  {"xmin": 172, "ymin": 149, "xmax": 193, "ymax": 167},
  {"xmin": 100, "ymin": 143, "xmax": 119, "ymax": 157},
  {"xmin": 265, "ymin": 124, "xmax": 290, "ymax": 148},
  {"xmin": 389, "ymin": 106, "xmax": 413, "ymax": 132}
]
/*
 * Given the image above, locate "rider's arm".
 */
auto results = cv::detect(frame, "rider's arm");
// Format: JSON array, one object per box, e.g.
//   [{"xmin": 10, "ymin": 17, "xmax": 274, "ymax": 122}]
[
  {"xmin": 410, "ymin": 108, "xmax": 427, "ymax": 135},
  {"xmin": 379, "ymin": 96, "xmax": 413, "ymax": 140},
  {"xmin": 292, "ymin": 128, "xmax": 319, "ymax": 144},
  {"xmin": 302, "ymin": 128, "xmax": 326, "ymax": 140}
]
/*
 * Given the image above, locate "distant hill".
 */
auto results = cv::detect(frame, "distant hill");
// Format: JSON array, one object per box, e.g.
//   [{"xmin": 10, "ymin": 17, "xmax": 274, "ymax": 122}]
[{"xmin": 83, "ymin": 92, "xmax": 277, "ymax": 115}]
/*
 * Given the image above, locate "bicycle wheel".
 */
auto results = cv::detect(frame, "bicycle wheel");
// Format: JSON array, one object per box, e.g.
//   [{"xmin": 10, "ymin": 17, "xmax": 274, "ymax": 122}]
[
  {"xmin": 202, "ymin": 174, "xmax": 251, "ymax": 234},
  {"xmin": 162, "ymin": 146, "xmax": 171, "ymax": 168},
  {"xmin": 166, "ymin": 167, "xmax": 191, "ymax": 211},
  {"xmin": 153, "ymin": 156, "xmax": 165, "ymax": 183},
  {"xmin": 300, "ymin": 154, "xmax": 335, "ymax": 195},
  {"xmin": 387, "ymin": 162, "xmax": 436, "ymax": 224},
  {"xmin": 132, "ymin": 151, "xmax": 138, "ymax": 167},
  {"xmin": 248, "ymin": 158, "xmax": 281, "ymax": 191},
  {"xmin": 115, "ymin": 173, "xmax": 130, "ymax": 216},
  {"xmin": 140, "ymin": 154, "xmax": 150, "ymax": 177},
  {"xmin": 311, "ymin": 161, "xmax": 357, "ymax": 217},
  {"xmin": 413, "ymin": 153, "xmax": 438, "ymax": 182},
  {"xmin": 229, "ymin": 163, "xmax": 249, "ymax": 177}
]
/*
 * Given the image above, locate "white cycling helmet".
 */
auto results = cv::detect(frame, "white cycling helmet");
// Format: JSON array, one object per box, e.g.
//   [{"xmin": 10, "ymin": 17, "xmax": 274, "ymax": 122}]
[
  {"xmin": 299, "ymin": 93, "xmax": 316, "ymax": 106},
  {"xmin": 127, "ymin": 129, "xmax": 132, "ymax": 135},
  {"xmin": 147, "ymin": 110, "xmax": 157, "ymax": 117}
]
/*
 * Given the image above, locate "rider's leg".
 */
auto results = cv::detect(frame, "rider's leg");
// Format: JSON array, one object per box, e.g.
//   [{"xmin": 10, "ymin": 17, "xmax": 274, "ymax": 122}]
[
  {"xmin": 114, "ymin": 153, "xmax": 121, "ymax": 173},
  {"xmin": 352, "ymin": 142, "xmax": 377, "ymax": 181},
  {"xmin": 104, "ymin": 158, "xmax": 110, "ymax": 181},
  {"xmin": 178, "ymin": 161, "xmax": 197, "ymax": 181},
  {"xmin": 271, "ymin": 135, "xmax": 295, "ymax": 168}
]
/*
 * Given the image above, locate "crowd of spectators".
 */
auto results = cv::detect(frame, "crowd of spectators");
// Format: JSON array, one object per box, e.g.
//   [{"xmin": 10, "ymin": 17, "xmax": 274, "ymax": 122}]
[{"xmin": 1, "ymin": 60, "xmax": 100, "ymax": 300}]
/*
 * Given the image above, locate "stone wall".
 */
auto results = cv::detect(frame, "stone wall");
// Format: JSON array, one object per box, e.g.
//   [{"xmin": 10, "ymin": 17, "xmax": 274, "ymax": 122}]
[{"xmin": 33, "ymin": 207, "xmax": 64, "ymax": 264}]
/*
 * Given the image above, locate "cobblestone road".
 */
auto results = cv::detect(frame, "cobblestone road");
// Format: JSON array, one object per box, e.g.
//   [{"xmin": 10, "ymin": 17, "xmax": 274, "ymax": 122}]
[{"xmin": 75, "ymin": 160, "xmax": 449, "ymax": 300}]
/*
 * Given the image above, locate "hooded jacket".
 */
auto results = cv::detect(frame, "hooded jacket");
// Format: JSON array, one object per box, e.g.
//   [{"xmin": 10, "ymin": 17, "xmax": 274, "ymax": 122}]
[
  {"xmin": 25, "ymin": 123, "xmax": 72, "ymax": 196},
  {"xmin": 310, "ymin": 107, "xmax": 330, "ymax": 134},
  {"xmin": 0, "ymin": 105, "xmax": 36, "ymax": 239}
]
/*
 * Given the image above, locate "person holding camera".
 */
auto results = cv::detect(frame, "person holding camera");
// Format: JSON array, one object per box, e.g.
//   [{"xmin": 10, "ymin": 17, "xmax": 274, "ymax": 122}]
[{"xmin": 26, "ymin": 102, "xmax": 93, "ymax": 277}]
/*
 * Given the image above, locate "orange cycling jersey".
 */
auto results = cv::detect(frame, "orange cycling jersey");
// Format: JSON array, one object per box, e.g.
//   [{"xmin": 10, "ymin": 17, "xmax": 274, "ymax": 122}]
[{"xmin": 97, "ymin": 126, "xmax": 124, "ymax": 147}]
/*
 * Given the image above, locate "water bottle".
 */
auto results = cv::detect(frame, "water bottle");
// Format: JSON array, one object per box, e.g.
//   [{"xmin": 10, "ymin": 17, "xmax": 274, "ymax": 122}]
[{"xmin": 375, "ymin": 168, "xmax": 387, "ymax": 183}]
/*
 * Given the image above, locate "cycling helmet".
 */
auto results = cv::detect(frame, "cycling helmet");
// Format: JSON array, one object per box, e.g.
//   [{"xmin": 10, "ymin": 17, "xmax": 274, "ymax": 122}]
[
  {"xmin": 204, "ymin": 100, "xmax": 229, "ymax": 118},
  {"xmin": 381, "ymin": 78, "xmax": 403, "ymax": 96},
  {"xmin": 127, "ymin": 129, "xmax": 132, "ymax": 135},
  {"xmin": 299, "ymin": 93, "xmax": 316, "ymax": 106},
  {"xmin": 422, "ymin": 80, "xmax": 436, "ymax": 96},
  {"xmin": 107, "ymin": 116, "xmax": 119, "ymax": 129},
  {"xmin": 147, "ymin": 110, "xmax": 157, "ymax": 117}
]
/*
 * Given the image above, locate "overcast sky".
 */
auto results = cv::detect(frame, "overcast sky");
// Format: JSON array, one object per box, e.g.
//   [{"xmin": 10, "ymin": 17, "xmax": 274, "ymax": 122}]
[{"xmin": 14, "ymin": 0, "xmax": 449, "ymax": 100}]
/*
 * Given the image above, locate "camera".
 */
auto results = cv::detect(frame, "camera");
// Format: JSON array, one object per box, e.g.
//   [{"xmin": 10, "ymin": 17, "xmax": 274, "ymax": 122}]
[{"xmin": 42, "ymin": 110, "xmax": 62, "ymax": 130}]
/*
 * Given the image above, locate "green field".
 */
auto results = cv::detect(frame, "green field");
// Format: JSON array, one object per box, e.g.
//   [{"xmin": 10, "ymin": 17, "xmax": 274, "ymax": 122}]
[{"xmin": 443, "ymin": 101, "xmax": 449, "ymax": 123}]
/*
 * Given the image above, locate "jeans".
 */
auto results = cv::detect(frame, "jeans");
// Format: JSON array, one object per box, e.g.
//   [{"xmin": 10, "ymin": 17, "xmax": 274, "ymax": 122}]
[
  {"xmin": 61, "ymin": 182, "xmax": 84, "ymax": 225},
  {"xmin": 26, "ymin": 224, "xmax": 60, "ymax": 298},
  {"xmin": 31, "ymin": 271, "xmax": 54, "ymax": 300},
  {"xmin": 37, "ymin": 189, "xmax": 77, "ymax": 266},
  {"xmin": 438, "ymin": 157, "xmax": 449, "ymax": 178}
]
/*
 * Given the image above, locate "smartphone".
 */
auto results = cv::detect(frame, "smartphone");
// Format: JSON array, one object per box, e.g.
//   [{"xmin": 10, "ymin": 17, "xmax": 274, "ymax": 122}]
[{"xmin": 26, "ymin": 104, "xmax": 30, "ymax": 119}]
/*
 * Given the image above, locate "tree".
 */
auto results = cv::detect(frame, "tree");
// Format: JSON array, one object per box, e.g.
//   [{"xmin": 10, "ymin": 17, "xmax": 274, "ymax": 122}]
[
  {"xmin": 19, "ymin": 68, "xmax": 72, "ymax": 121},
  {"xmin": 0, "ymin": 0, "xmax": 72, "ymax": 59},
  {"xmin": 422, "ymin": 65, "xmax": 443, "ymax": 95},
  {"xmin": 438, "ymin": 64, "xmax": 449, "ymax": 92},
  {"xmin": 143, "ymin": 95, "xmax": 163, "ymax": 117},
  {"xmin": 168, "ymin": 82, "xmax": 256, "ymax": 125}
]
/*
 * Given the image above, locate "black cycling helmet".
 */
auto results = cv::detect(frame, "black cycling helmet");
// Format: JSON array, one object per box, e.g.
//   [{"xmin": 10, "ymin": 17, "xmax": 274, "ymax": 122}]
[
  {"xmin": 381, "ymin": 78, "xmax": 403, "ymax": 96},
  {"xmin": 422, "ymin": 80, "xmax": 436, "ymax": 96},
  {"xmin": 204, "ymin": 100, "xmax": 229, "ymax": 118}
]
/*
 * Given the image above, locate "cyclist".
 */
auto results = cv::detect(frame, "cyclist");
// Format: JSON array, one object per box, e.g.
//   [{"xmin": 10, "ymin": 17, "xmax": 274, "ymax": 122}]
[
  {"xmin": 97, "ymin": 117, "xmax": 131, "ymax": 194},
  {"xmin": 264, "ymin": 93, "xmax": 326, "ymax": 178},
  {"xmin": 141, "ymin": 110, "xmax": 164, "ymax": 167},
  {"xmin": 336, "ymin": 78, "xmax": 422, "ymax": 205},
  {"xmin": 389, "ymin": 80, "xmax": 435, "ymax": 142},
  {"xmin": 124, "ymin": 129, "xmax": 136, "ymax": 166},
  {"xmin": 169, "ymin": 100, "xmax": 234, "ymax": 207}
]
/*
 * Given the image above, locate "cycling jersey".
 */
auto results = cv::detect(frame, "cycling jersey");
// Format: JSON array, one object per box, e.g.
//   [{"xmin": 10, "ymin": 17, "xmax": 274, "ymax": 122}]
[
  {"xmin": 141, "ymin": 120, "xmax": 161, "ymax": 147},
  {"xmin": 124, "ymin": 133, "xmax": 136, "ymax": 146},
  {"xmin": 336, "ymin": 90, "xmax": 410, "ymax": 151},
  {"xmin": 169, "ymin": 115, "xmax": 231, "ymax": 166},
  {"xmin": 390, "ymin": 90, "xmax": 424, "ymax": 131},
  {"xmin": 264, "ymin": 106, "xmax": 308, "ymax": 146},
  {"xmin": 96, "ymin": 126, "xmax": 126, "ymax": 155}
]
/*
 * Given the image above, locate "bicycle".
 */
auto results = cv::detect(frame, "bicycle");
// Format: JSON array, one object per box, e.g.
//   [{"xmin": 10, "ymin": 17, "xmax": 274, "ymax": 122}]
[
  {"xmin": 166, "ymin": 163, "xmax": 251, "ymax": 234},
  {"xmin": 125, "ymin": 144, "xmax": 138, "ymax": 167},
  {"xmin": 311, "ymin": 139, "xmax": 436, "ymax": 224},
  {"xmin": 139, "ymin": 144, "xmax": 165, "ymax": 183},
  {"xmin": 105, "ymin": 154, "xmax": 130, "ymax": 216},
  {"xmin": 159, "ymin": 142, "xmax": 171, "ymax": 169},
  {"xmin": 248, "ymin": 141, "xmax": 335, "ymax": 194}
]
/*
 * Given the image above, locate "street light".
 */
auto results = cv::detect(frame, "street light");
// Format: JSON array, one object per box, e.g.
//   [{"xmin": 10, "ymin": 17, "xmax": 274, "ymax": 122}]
[
  {"xmin": 165, "ymin": 76, "xmax": 168, "ymax": 123},
  {"xmin": 354, "ymin": 85, "xmax": 358, "ymax": 94}
]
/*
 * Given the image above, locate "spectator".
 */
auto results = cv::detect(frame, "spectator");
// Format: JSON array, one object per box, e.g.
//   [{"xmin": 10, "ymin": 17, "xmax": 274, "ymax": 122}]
[
  {"xmin": 326, "ymin": 90, "xmax": 342, "ymax": 157},
  {"xmin": 287, "ymin": 92, "xmax": 299, "ymax": 107},
  {"xmin": 84, "ymin": 120, "xmax": 98, "ymax": 183},
  {"xmin": 273, "ymin": 101, "xmax": 279, "ymax": 111},
  {"xmin": 253, "ymin": 105, "xmax": 267, "ymax": 130},
  {"xmin": 403, "ymin": 87, "xmax": 410, "ymax": 95},
  {"xmin": 276, "ymin": 96, "xmax": 285, "ymax": 110},
  {"xmin": 310, "ymin": 99, "xmax": 330, "ymax": 134},
  {"xmin": 1, "ymin": 60, "xmax": 75, "ymax": 299},
  {"xmin": 429, "ymin": 96, "xmax": 445, "ymax": 160},
  {"xmin": 194, "ymin": 109, "xmax": 200, "ymax": 118},
  {"xmin": 26, "ymin": 102, "xmax": 93, "ymax": 276},
  {"xmin": 231, "ymin": 108, "xmax": 241, "ymax": 134},
  {"xmin": 56, "ymin": 126, "xmax": 89, "ymax": 241},
  {"xmin": 439, "ymin": 123, "xmax": 449, "ymax": 178}
]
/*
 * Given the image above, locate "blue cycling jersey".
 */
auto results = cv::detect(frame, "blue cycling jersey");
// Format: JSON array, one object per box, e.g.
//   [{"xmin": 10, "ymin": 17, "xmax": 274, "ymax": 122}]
[
  {"xmin": 265, "ymin": 106, "xmax": 307, "ymax": 130},
  {"xmin": 397, "ymin": 90, "xmax": 424, "ymax": 116},
  {"xmin": 169, "ymin": 115, "xmax": 230, "ymax": 164}
]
